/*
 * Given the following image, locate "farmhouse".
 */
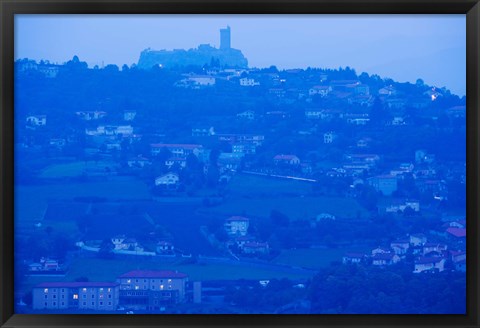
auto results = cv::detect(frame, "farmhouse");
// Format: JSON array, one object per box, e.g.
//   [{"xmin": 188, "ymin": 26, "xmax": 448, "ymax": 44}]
[
  {"xmin": 273, "ymin": 154, "xmax": 300, "ymax": 166},
  {"xmin": 224, "ymin": 216, "xmax": 250, "ymax": 236},
  {"xmin": 26, "ymin": 115, "xmax": 47, "ymax": 126},
  {"xmin": 155, "ymin": 173, "xmax": 180, "ymax": 188}
]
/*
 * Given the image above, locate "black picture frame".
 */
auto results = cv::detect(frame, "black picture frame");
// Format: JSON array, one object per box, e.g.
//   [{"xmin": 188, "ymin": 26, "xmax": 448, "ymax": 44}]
[{"xmin": 1, "ymin": 0, "xmax": 479, "ymax": 327}]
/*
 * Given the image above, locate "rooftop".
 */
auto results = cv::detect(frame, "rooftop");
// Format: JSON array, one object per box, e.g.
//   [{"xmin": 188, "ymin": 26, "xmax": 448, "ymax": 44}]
[{"xmin": 119, "ymin": 270, "xmax": 188, "ymax": 279}]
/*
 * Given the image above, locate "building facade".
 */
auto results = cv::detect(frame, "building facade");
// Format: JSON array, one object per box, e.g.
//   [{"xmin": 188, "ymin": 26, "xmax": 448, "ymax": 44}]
[
  {"xmin": 32, "ymin": 282, "xmax": 119, "ymax": 311},
  {"xmin": 117, "ymin": 270, "xmax": 188, "ymax": 311}
]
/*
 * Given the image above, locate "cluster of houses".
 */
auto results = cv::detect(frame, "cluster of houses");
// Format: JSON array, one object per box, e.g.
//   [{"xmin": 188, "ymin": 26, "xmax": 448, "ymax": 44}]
[
  {"xmin": 28, "ymin": 258, "xmax": 62, "ymax": 273},
  {"xmin": 78, "ymin": 236, "xmax": 175, "ymax": 257},
  {"xmin": 20, "ymin": 61, "xmax": 465, "ymax": 209},
  {"xmin": 223, "ymin": 216, "xmax": 270, "ymax": 256},
  {"xmin": 342, "ymin": 219, "xmax": 466, "ymax": 273},
  {"xmin": 32, "ymin": 270, "xmax": 189, "ymax": 311}
]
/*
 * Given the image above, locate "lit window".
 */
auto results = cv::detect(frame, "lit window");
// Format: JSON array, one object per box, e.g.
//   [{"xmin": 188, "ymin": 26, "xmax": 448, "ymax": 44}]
[
  {"xmin": 127, "ymin": 279, "xmax": 131, "ymax": 283},
  {"xmin": 160, "ymin": 285, "xmax": 164, "ymax": 290},
  {"xmin": 44, "ymin": 289, "xmax": 48, "ymax": 293},
  {"xmin": 168, "ymin": 279, "xmax": 172, "ymax": 283},
  {"xmin": 135, "ymin": 286, "xmax": 139, "ymax": 290},
  {"xmin": 82, "ymin": 288, "xmax": 87, "ymax": 292},
  {"xmin": 99, "ymin": 288, "xmax": 104, "ymax": 292},
  {"xmin": 107, "ymin": 288, "xmax": 111, "ymax": 293},
  {"xmin": 73, "ymin": 294, "xmax": 79, "ymax": 300}
]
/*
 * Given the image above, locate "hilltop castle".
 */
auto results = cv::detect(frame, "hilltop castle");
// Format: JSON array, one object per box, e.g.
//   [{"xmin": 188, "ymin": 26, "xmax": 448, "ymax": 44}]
[{"xmin": 137, "ymin": 26, "xmax": 248, "ymax": 69}]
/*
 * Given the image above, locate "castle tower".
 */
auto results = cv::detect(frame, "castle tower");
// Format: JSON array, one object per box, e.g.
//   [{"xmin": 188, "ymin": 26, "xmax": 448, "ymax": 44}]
[{"xmin": 220, "ymin": 26, "xmax": 231, "ymax": 50}]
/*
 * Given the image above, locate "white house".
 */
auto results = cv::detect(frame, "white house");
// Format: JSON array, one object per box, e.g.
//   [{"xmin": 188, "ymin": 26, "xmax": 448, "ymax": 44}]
[
  {"xmin": 414, "ymin": 257, "xmax": 446, "ymax": 273},
  {"xmin": 409, "ymin": 233, "xmax": 427, "ymax": 246},
  {"xmin": 239, "ymin": 78, "xmax": 260, "ymax": 86},
  {"xmin": 26, "ymin": 115, "xmax": 47, "ymax": 126},
  {"xmin": 237, "ymin": 110, "xmax": 255, "ymax": 120},
  {"xmin": 273, "ymin": 154, "xmax": 300, "ymax": 166},
  {"xmin": 188, "ymin": 75, "xmax": 215, "ymax": 86},
  {"xmin": 75, "ymin": 111, "xmax": 107, "ymax": 121},
  {"xmin": 371, "ymin": 253, "xmax": 400, "ymax": 266},
  {"xmin": 323, "ymin": 132, "xmax": 337, "ymax": 144},
  {"xmin": 155, "ymin": 173, "xmax": 180, "ymax": 188},
  {"xmin": 390, "ymin": 240, "xmax": 410, "ymax": 255},
  {"xmin": 309, "ymin": 85, "xmax": 332, "ymax": 97},
  {"xmin": 224, "ymin": 216, "xmax": 250, "ymax": 236}
]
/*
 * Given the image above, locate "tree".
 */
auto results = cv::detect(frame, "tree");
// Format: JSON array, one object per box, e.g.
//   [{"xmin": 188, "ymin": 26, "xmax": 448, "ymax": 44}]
[{"xmin": 270, "ymin": 210, "xmax": 290, "ymax": 227}]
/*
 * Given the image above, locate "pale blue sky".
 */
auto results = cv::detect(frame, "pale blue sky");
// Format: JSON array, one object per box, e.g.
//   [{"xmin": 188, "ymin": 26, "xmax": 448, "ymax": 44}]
[{"xmin": 15, "ymin": 14, "xmax": 466, "ymax": 95}]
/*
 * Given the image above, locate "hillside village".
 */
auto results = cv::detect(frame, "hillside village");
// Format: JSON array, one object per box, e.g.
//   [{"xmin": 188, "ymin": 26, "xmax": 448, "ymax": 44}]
[{"xmin": 14, "ymin": 29, "xmax": 466, "ymax": 313}]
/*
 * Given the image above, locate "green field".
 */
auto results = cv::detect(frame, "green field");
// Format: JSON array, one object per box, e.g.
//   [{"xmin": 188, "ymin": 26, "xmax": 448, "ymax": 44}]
[
  {"xmin": 272, "ymin": 247, "xmax": 369, "ymax": 270},
  {"xmin": 15, "ymin": 178, "xmax": 152, "ymax": 237},
  {"xmin": 39, "ymin": 161, "xmax": 118, "ymax": 178},
  {"xmin": 228, "ymin": 174, "xmax": 313, "ymax": 196},
  {"xmin": 203, "ymin": 196, "xmax": 369, "ymax": 220}
]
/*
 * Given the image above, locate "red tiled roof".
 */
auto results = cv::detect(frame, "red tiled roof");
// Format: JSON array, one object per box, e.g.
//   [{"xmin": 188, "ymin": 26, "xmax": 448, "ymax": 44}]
[
  {"xmin": 226, "ymin": 216, "xmax": 249, "ymax": 222},
  {"xmin": 119, "ymin": 270, "xmax": 188, "ymax": 279},
  {"xmin": 35, "ymin": 282, "xmax": 119, "ymax": 288},
  {"xmin": 446, "ymin": 227, "xmax": 466, "ymax": 238}
]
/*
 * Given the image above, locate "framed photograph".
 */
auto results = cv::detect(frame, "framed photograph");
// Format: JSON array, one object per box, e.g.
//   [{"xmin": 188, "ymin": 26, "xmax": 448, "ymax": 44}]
[{"xmin": 1, "ymin": 0, "xmax": 479, "ymax": 327}]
